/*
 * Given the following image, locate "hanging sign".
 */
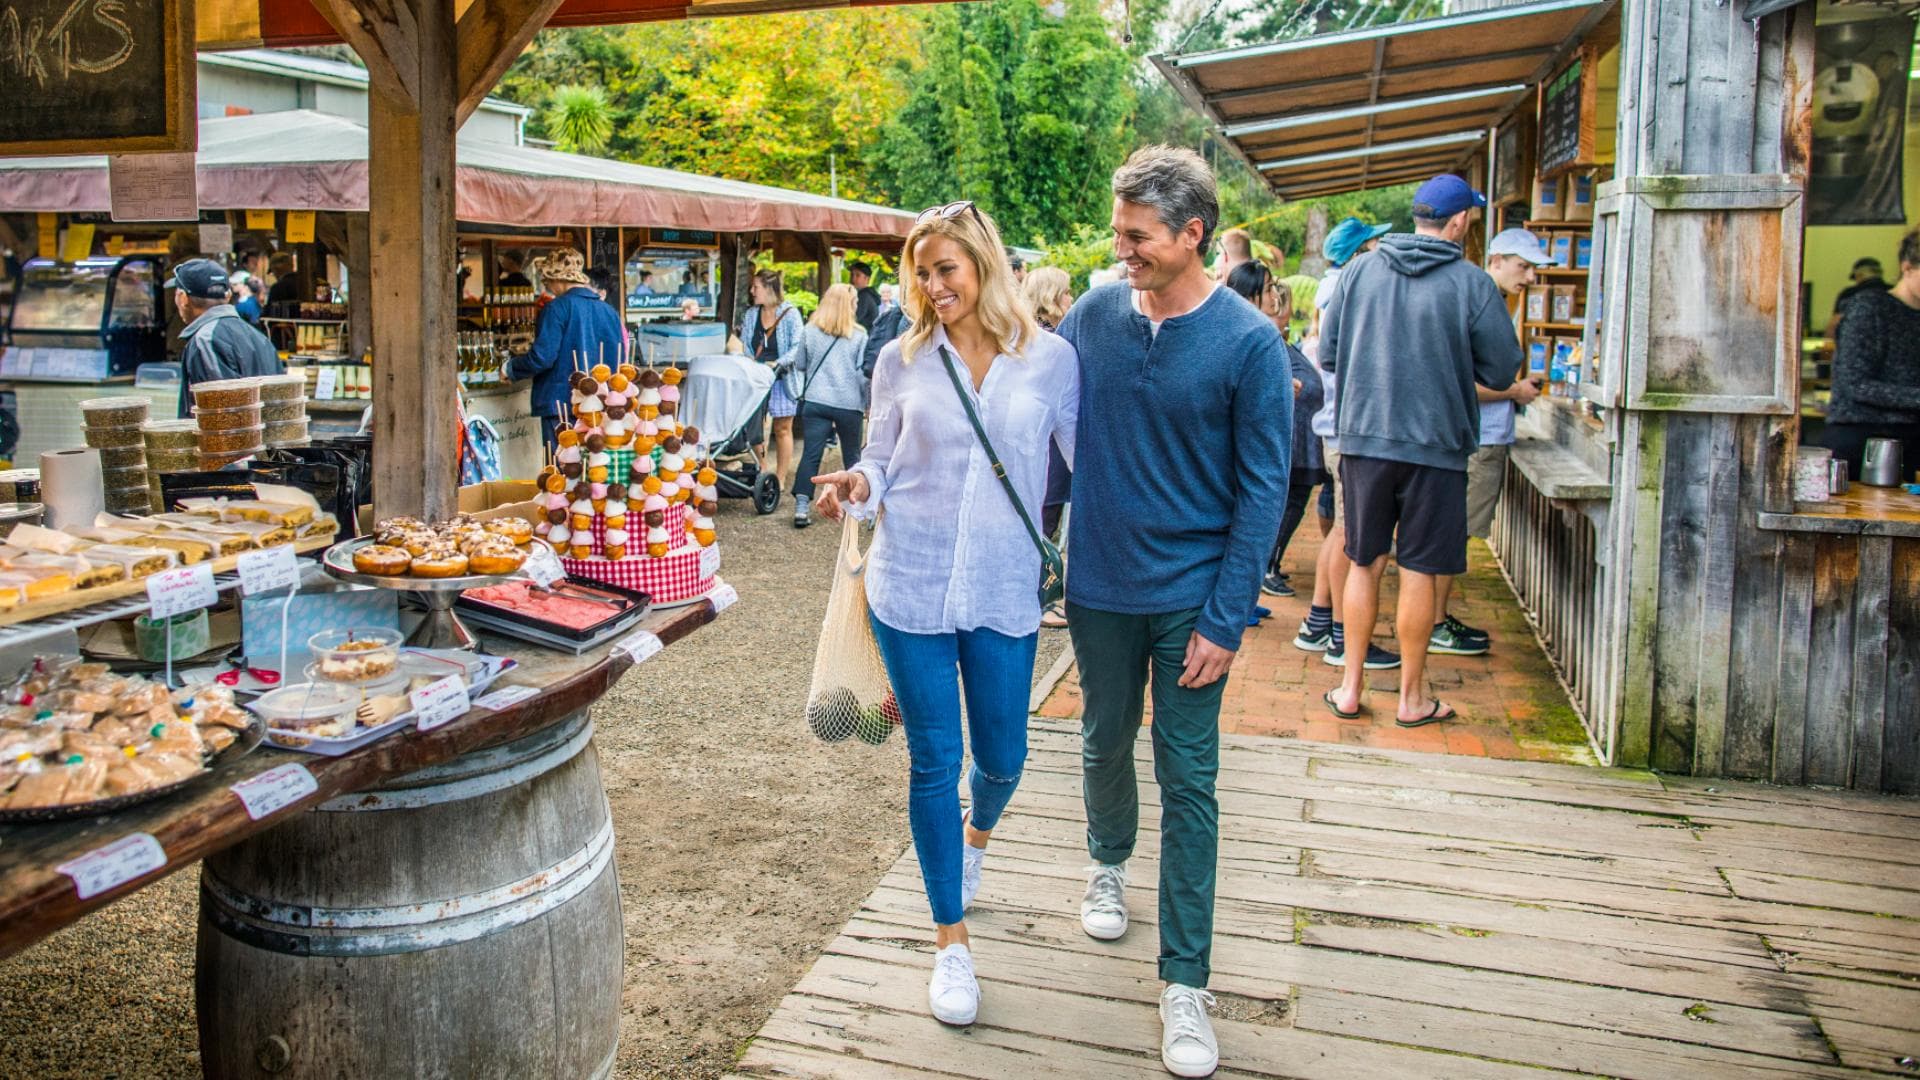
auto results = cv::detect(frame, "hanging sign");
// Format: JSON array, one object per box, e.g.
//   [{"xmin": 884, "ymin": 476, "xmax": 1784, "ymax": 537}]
[
  {"xmin": 285, "ymin": 211, "xmax": 317, "ymax": 244},
  {"xmin": 109, "ymin": 152, "xmax": 199, "ymax": 222},
  {"xmin": 61, "ymin": 224, "xmax": 95, "ymax": 262},
  {"xmin": 245, "ymin": 209, "xmax": 277, "ymax": 230},
  {"xmin": 1537, "ymin": 55, "xmax": 1593, "ymax": 179},
  {"xmin": 36, "ymin": 213, "xmax": 57, "ymax": 259},
  {"xmin": 0, "ymin": 0, "xmax": 196, "ymax": 157}
]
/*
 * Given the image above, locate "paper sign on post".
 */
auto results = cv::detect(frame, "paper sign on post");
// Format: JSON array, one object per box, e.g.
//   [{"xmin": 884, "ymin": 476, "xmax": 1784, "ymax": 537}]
[
  {"xmin": 230, "ymin": 764, "xmax": 318, "ymax": 821},
  {"xmin": 57, "ymin": 834, "xmax": 166, "ymax": 900},
  {"xmin": 474, "ymin": 685, "xmax": 541, "ymax": 712},
  {"xmin": 245, "ymin": 209, "xmax": 276, "ymax": 230},
  {"xmin": 199, "ymin": 223, "xmax": 233, "ymax": 257},
  {"xmin": 285, "ymin": 210, "xmax": 316, "ymax": 243},
  {"xmin": 315, "ymin": 367, "xmax": 337, "ymax": 401},
  {"xmin": 523, "ymin": 543, "xmax": 565, "ymax": 588},
  {"xmin": 412, "ymin": 676, "xmax": 471, "ymax": 731},
  {"xmin": 708, "ymin": 580, "xmax": 738, "ymax": 614},
  {"xmin": 108, "ymin": 152, "xmax": 199, "ymax": 222},
  {"xmin": 237, "ymin": 544, "xmax": 300, "ymax": 596},
  {"xmin": 61, "ymin": 223, "xmax": 95, "ymax": 262},
  {"xmin": 612, "ymin": 630, "xmax": 663, "ymax": 664},
  {"xmin": 147, "ymin": 563, "xmax": 217, "ymax": 619},
  {"xmin": 36, "ymin": 213, "xmax": 56, "ymax": 258}
]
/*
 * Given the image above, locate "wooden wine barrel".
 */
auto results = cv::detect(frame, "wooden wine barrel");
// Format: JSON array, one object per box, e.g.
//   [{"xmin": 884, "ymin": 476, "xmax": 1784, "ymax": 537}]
[{"xmin": 195, "ymin": 710, "xmax": 622, "ymax": 1079}]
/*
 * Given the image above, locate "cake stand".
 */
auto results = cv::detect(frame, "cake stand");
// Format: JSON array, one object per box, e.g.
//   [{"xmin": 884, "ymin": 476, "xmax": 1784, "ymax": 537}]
[{"xmin": 321, "ymin": 538, "xmax": 523, "ymax": 650}]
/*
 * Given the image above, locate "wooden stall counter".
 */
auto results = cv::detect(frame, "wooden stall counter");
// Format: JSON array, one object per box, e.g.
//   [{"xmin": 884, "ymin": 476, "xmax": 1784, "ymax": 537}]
[
  {"xmin": 0, "ymin": 596, "xmax": 715, "ymax": 960},
  {"xmin": 1758, "ymin": 486, "xmax": 1920, "ymax": 539}
]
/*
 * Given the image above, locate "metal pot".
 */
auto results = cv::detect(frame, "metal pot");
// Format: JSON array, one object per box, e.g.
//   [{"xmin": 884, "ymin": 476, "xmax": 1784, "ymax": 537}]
[{"xmin": 1861, "ymin": 437, "xmax": 1903, "ymax": 487}]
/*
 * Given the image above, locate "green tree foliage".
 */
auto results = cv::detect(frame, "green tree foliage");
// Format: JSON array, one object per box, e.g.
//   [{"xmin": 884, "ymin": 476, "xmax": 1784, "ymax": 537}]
[
  {"xmin": 873, "ymin": 0, "xmax": 1137, "ymax": 249},
  {"xmin": 545, "ymin": 85, "xmax": 614, "ymax": 154}
]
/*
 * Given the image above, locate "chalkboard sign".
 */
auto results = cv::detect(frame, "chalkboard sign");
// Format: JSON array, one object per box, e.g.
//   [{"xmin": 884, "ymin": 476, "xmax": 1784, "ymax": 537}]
[
  {"xmin": 588, "ymin": 228, "xmax": 623, "ymax": 296},
  {"xmin": 0, "ymin": 0, "xmax": 194, "ymax": 156},
  {"xmin": 1537, "ymin": 55, "xmax": 1590, "ymax": 179}
]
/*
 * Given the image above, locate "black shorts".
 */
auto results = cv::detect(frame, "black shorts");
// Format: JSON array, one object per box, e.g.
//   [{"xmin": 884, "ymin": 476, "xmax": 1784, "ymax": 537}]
[{"xmin": 1340, "ymin": 454, "xmax": 1468, "ymax": 576}]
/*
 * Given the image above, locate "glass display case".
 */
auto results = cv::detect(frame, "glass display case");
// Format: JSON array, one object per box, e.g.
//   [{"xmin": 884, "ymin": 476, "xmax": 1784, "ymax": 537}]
[{"xmin": 2, "ymin": 257, "xmax": 164, "ymax": 379}]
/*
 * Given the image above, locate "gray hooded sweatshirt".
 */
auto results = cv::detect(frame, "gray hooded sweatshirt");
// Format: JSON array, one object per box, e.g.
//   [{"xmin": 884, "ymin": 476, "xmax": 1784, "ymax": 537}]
[{"xmin": 1320, "ymin": 233, "xmax": 1521, "ymax": 471}]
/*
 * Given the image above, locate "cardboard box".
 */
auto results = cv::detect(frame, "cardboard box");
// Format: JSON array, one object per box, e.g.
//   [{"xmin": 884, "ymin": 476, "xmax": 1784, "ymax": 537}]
[
  {"xmin": 1525, "ymin": 285, "xmax": 1550, "ymax": 323},
  {"xmin": 1531, "ymin": 175, "xmax": 1563, "ymax": 222},
  {"xmin": 1549, "ymin": 234, "xmax": 1574, "ymax": 268},
  {"xmin": 1550, "ymin": 285, "xmax": 1577, "ymax": 323},
  {"xmin": 457, "ymin": 480, "xmax": 540, "ymax": 515},
  {"xmin": 1574, "ymin": 236, "xmax": 1593, "ymax": 269},
  {"xmin": 1564, "ymin": 173, "xmax": 1595, "ymax": 222},
  {"xmin": 1527, "ymin": 337, "xmax": 1551, "ymax": 378}
]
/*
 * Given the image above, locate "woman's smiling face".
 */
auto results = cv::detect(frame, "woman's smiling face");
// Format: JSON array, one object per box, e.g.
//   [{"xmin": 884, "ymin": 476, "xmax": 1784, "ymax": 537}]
[{"xmin": 913, "ymin": 233, "xmax": 979, "ymax": 327}]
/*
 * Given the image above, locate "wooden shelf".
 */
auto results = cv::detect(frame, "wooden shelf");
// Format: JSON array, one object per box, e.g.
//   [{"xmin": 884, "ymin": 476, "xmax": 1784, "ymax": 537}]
[
  {"xmin": 1526, "ymin": 321, "xmax": 1590, "ymax": 332},
  {"xmin": 1538, "ymin": 267, "xmax": 1591, "ymax": 277}
]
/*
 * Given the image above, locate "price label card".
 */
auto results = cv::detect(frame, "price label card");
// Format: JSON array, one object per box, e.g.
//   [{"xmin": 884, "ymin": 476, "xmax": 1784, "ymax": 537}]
[
  {"xmin": 411, "ymin": 675, "xmax": 470, "ymax": 731},
  {"xmin": 698, "ymin": 543, "xmax": 721, "ymax": 577},
  {"xmin": 612, "ymin": 630, "xmax": 663, "ymax": 664},
  {"xmin": 237, "ymin": 544, "xmax": 300, "ymax": 596},
  {"xmin": 708, "ymin": 580, "xmax": 738, "ymax": 614},
  {"xmin": 230, "ymin": 764, "xmax": 318, "ymax": 821},
  {"xmin": 474, "ymin": 684, "xmax": 541, "ymax": 711},
  {"xmin": 315, "ymin": 367, "xmax": 338, "ymax": 401},
  {"xmin": 147, "ymin": 563, "xmax": 217, "ymax": 619},
  {"xmin": 523, "ymin": 543, "xmax": 565, "ymax": 588},
  {"xmin": 57, "ymin": 833, "xmax": 166, "ymax": 900}
]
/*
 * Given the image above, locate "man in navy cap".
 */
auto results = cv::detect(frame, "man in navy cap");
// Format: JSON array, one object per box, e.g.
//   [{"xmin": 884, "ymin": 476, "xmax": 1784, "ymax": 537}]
[
  {"xmin": 168, "ymin": 257, "xmax": 284, "ymax": 419},
  {"xmin": 1318, "ymin": 174, "xmax": 1520, "ymax": 728}
]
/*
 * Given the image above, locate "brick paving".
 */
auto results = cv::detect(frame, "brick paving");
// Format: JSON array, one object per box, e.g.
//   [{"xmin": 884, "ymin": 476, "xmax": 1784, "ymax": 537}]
[{"xmin": 1038, "ymin": 523, "xmax": 1595, "ymax": 763}]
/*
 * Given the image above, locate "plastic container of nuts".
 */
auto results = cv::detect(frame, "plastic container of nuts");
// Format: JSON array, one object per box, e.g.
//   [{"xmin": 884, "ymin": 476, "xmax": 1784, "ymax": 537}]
[
  {"xmin": 142, "ymin": 419, "xmax": 201, "ymax": 450},
  {"xmin": 198, "ymin": 449, "xmax": 257, "ymax": 471},
  {"xmin": 97, "ymin": 444, "xmax": 148, "ymax": 470},
  {"xmin": 260, "ymin": 398, "xmax": 309, "ymax": 423},
  {"xmin": 195, "ymin": 403, "xmax": 264, "ymax": 432},
  {"xmin": 264, "ymin": 419, "xmax": 310, "ymax": 446},
  {"xmin": 80, "ymin": 397, "xmax": 151, "ymax": 427},
  {"xmin": 192, "ymin": 378, "xmax": 261, "ymax": 410},
  {"xmin": 256, "ymin": 374, "xmax": 307, "ymax": 402},
  {"xmin": 82, "ymin": 424, "xmax": 146, "ymax": 450},
  {"xmin": 308, "ymin": 628, "xmax": 404, "ymax": 684}
]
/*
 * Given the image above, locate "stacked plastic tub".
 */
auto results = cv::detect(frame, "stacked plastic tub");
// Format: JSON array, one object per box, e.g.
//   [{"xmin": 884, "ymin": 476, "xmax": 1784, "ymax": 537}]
[
  {"xmin": 80, "ymin": 397, "xmax": 156, "ymax": 513},
  {"xmin": 142, "ymin": 419, "xmax": 201, "ymax": 509},
  {"xmin": 258, "ymin": 374, "xmax": 311, "ymax": 448},
  {"xmin": 193, "ymin": 378, "xmax": 266, "ymax": 469}
]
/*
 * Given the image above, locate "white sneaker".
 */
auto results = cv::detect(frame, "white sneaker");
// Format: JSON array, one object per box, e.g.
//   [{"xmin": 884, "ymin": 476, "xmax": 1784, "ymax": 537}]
[
  {"xmin": 960, "ymin": 809, "xmax": 986, "ymax": 912},
  {"xmin": 1080, "ymin": 862, "xmax": 1129, "ymax": 940},
  {"xmin": 928, "ymin": 943, "xmax": 979, "ymax": 1026},
  {"xmin": 1160, "ymin": 984, "xmax": 1219, "ymax": 1077}
]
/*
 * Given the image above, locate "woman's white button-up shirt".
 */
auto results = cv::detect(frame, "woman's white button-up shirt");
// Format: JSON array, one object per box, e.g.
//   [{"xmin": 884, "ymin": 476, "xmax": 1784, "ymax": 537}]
[{"xmin": 849, "ymin": 324, "xmax": 1078, "ymax": 638}]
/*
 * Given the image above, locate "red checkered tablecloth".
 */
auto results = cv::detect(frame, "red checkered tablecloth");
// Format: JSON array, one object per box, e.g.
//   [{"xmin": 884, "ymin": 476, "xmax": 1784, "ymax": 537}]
[
  {"xmin": 581, "ymin": 500, "xmax": 687, "ymax": 556},
  {"xmin": 564, "ymin": 541, "xmax": 716, "ymax": 604}
]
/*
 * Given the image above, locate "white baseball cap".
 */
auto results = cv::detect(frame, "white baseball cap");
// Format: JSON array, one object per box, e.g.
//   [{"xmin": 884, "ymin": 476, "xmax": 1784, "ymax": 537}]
[{"xmin": 1487, "ymin": 228, "xmax": 1558, "ymax": 265}]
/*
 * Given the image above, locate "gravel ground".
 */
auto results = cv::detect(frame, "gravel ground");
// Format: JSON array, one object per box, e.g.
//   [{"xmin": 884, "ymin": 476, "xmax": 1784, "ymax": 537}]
[{"xmin": 0, "ymin": 450, "xmax": 1071, "ymax": 1080}]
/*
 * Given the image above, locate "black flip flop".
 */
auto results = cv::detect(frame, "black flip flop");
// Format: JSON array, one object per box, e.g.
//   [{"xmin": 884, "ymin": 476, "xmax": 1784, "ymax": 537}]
[
  {"xmin": 1323, "ymin": 689, "xmax": 1363, "ymax": 720},
  {"xmin": 1396, "ymin": 699, "xmax": 1457, "ymax": 728}
]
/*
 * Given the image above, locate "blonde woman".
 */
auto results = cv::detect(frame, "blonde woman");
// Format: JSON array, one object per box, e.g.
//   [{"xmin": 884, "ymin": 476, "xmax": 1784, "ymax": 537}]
[
  {"xmin": 1021, "ymin": 266, "xmax": 1074, "ymax": 332},
  {"xmin": 813, "ymin": 203, "xmax": 1078, "ymax": 1028},
  {"xmin": 779, "ymin": 283, "xmax": 870, "ymax": 528}
]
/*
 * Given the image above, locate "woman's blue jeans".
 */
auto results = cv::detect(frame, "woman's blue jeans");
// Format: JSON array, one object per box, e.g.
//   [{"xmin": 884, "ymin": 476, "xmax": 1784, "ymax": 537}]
[{"xmin": 870, "ymin": 615, "xmax": 1037, "ymax": 926}]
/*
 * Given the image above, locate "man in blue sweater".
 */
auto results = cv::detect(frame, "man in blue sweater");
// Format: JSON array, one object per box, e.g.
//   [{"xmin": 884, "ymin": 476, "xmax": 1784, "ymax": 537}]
[
  {"xmin": 1056, "ymin": 145, "xmax": 1291, "ymax": 1079},
  {"xmin": 503, "ymin": 248, "xmax": 626, "ymax": 452},
  {"xmin": 1320, "ymin": 175, "xmax": 1520, "ymax": 729}
]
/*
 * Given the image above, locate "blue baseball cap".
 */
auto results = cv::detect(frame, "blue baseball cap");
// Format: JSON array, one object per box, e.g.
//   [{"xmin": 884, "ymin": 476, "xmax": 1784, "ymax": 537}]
[
  {"xmin": 1323, "ymin": 217, "xmax": 1394, "ymax": 268},
  {"xmin": 1487, "ymin": 228, "xmax": 1558, "ymax": 265},
  {"xmin": 164, "ymin": 258, "xmax": 232, "ymax": 301},
  {"xmin": 1412, "ymin": 174, "xmax": 1487, "ymax": 219}
]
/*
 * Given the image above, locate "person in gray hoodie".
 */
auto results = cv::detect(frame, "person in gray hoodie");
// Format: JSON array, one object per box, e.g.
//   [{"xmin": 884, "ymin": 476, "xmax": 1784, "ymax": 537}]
[
  {"xmin": 780, "ymin": 283, "xmax": 870, "ymax": 528},
  {"xmin": 1319, "ymin": 174, "xmax": 1520, "ymax": 728}
]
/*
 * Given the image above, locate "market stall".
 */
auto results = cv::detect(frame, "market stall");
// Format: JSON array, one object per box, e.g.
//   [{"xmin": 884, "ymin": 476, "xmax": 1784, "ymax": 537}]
[{"xmin": 1156, "ymin": 0, "xmax": 1920, "ymax": 794}]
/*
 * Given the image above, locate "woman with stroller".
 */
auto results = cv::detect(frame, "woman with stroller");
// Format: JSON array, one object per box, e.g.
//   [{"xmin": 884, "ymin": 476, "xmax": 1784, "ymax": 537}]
[
  {"xmin": 780, "ymin": 283, "xmax": 869, "ymax": 529},
  {"xmin": 812, "ymin": 202, "xmax": 1078, "ymax": 1029},
  {"xmin": 738, "ymin": 270, "xmax": 804, "ymax": 502}
]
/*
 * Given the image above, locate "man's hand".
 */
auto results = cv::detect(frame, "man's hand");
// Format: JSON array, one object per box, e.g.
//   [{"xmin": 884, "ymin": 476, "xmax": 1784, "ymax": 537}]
[
  {"xmin": 811, "ymin": 470, "xmax": 870, "ymax": 522},
  {"xmin": 1510, "ymin": 377, "xmax": 1542, "ymax": 406},
  {"xmin": 1292, "ymin": 378, "xmax": 1304, "ymax": 397},
  {"xmin": 1179, "ymin": 632, "xmax": 1235, "ymax": 688}
]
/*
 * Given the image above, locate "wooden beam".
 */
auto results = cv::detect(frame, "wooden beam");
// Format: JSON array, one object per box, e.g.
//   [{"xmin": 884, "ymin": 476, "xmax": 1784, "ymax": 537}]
[
  {"xmin": 363, "ymin": 0, "xmax": 461, "ymax": 521},
  {"xmin": 311, "ymin": 0, "xmax": 421, "ymax": 108},
  {"xmin": 345, "ymin": 214, "xmax": 373, "ymax": 360},
  {"xmin": 455, "ymin": 0, "xmax": 567, "ymax": 128}
]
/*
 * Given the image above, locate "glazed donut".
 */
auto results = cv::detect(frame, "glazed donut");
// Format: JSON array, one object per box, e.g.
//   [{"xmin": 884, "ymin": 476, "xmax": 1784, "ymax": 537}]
[
  {"xmin": 467, "ymin": 543, "xmax": 526, "ymax": 575},
  {"xmin": 409, "ymin": 549, "xmax": 470, "ymax": 578},
  {"xmin": 485, "ymin": 517, "xmax": 534, "ymax": 546},
  {"xmin": 353, "ymin": 544, "xmax": 412, "ymax": 576}
]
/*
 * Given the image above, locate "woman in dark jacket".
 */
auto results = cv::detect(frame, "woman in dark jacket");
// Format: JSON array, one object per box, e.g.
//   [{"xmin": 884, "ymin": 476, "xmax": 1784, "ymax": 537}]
[{"xmin": 1226, "ymin": 261, "xmax": 1322, "ymax": 599}]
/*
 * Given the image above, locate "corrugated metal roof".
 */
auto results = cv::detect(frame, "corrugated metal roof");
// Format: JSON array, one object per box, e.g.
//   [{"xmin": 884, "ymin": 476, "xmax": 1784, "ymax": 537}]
[
  {"xmin": 200, "ymin": 50, "xmax": 534, "ymax": 117},
  {"xmin": 1153, "ymin": 0, "xmax": 1615, "ymax": 200}
]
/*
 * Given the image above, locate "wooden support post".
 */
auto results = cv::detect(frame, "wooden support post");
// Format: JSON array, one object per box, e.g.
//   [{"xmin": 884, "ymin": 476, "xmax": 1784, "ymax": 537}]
[
  {"xmin": 716, "ymin": 232, "xmax": 741, "ymax": 332},
  {"xmin": 345, "ymin": 214, "xmax": 373, "ymax": 360}
]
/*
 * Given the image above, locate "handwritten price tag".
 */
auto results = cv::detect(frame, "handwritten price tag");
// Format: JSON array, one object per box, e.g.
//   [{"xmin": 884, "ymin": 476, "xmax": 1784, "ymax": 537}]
[
  {"xmin": 612, "ymin": 630, "xmax": 662, "ymax": 664},
  {"xmin": 230, "ymin": 764, "xmax": 318, "ymax": 821},
  {"xmin": 708, "ymin": 580, "xmax": 738, "ymax": 614},
  {"xmin": 473, "ymin": 684, "xmax": 541, "ymax": 711},
  {"xmin": 698, "ymin": 543, "xmax": 721, "ymax": 577},
  {"xmin": 57, "ymin": 833, "xmax": 166, "ymax": 900},
  {"xmin": 146, "ymin": 563, "xmax": 217, "ymax": 619},
  {"xmin": 524, "ymin": 543, "xmax": 566, "ymax": 588},
  {"xmin": 237, "ymin": 544, "xmax": 300, "ymax": 596},
  {"xmin": 315, "ymin": 367, "xmax": 337, "ymax": 401},
  {"xmin": 411, "ymin": 675, "xmax": 470, "ymax": 731}
]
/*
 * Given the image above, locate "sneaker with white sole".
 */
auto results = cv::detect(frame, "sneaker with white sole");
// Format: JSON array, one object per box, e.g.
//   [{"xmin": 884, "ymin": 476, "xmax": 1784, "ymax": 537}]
[
  {"xmin": 1081, "ymin": 862, "xmax": 1129, "ymax": 940},
  {"xmin": 960, "ymin": 809, "xmax": 985, "ymax": 912},
  {"xmin": 928, "ymin": 943, "xmax": 979, "ymax": 1026},
  {"xmin": 1160, "ymin": 984, "xmax": 1219, "ymax": 1077}
]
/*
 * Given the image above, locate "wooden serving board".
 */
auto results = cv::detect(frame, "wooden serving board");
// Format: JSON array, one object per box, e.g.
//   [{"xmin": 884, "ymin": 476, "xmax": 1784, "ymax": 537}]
[{"xmin": 0, "ymin": 538, "xmax": 335, "ymax": 628}]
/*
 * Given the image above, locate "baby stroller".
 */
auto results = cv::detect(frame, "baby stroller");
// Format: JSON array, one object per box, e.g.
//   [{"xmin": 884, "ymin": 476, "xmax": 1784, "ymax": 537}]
[{"xmin": 681, "ymin": 352, "xmax": 782, "ymax": 514}]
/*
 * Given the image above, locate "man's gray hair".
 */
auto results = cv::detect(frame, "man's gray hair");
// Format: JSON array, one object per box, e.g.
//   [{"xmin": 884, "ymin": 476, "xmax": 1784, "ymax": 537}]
[{"xmin": 1112, "ymin": 145, "xmax": 1219, "ymax": 252}]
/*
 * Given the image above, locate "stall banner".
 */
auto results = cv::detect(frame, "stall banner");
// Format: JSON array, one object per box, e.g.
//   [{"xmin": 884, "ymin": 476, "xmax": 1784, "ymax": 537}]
[{"xmin": 1810, "ymin": 15, "xmax": 1916, "ymax": 225}]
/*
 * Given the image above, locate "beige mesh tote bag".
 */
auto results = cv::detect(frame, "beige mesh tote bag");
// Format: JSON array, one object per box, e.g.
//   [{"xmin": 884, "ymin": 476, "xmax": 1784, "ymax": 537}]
[{"xmin": 806, "ymin": 516, "xmax": 897, "ymax": 744}]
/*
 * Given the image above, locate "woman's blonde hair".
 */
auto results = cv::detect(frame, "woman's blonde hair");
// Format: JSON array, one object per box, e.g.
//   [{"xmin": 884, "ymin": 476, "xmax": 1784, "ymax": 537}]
[
  {"xmin": 1021, "ymin": 266, "xmax": 1072, "ymax": 329},
  {"xmin": 811, "ymin": 283, "xmax": 858, "ymax": 338},
  {"xmin": 899, "ymin": 204, "xmax": 1037, "ymax": 362}
]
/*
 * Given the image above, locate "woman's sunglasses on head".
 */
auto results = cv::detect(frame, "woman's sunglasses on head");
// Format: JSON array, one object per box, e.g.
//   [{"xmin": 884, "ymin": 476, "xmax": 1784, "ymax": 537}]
[{"xmin": 918, "ymin": 201, "xmax": 987, "ymax": 228}]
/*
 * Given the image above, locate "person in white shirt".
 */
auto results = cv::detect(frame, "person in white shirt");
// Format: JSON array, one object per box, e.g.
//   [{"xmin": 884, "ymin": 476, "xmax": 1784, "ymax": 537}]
[{"xmin": 814, "ymin": 201, "xmax": 1078, "ymax": 1031}]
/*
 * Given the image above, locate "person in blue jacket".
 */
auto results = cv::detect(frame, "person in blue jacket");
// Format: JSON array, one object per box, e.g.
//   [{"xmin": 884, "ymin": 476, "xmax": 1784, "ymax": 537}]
[{"xmin": 503, "ymin": 248, "xmax": 625, "ymax": 452}]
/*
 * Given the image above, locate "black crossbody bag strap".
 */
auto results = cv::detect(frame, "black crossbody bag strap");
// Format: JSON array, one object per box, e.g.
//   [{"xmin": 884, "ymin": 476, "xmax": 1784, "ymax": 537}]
[
  {"xmin": 794, "ymin": 336, "xmax": 840, "ymax": 409},
  {"xmin": 937, "ymin": 345, "xmax": 1051, "ymax": 559}
]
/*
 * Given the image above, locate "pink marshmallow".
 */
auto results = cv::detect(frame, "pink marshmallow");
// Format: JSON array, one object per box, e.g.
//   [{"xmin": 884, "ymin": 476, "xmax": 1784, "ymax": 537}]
[
  {"xmin": 590, "ymin": 483, "xmax": 608, "ymax": 500},
  {"xmin": 643, "ymin": 494, "xmax": 669, "ymax": 512},
  {"xmin": 659, "ymin": 385, "xmax": 681, "ymax": 403}
]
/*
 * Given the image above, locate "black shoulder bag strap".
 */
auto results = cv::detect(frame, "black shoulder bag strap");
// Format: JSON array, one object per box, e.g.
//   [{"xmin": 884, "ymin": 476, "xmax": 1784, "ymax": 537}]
[
  {"xmin": 936, "ymin": 345, "xmax": 1065, "ymax": 607},
  {"xmin": 793, "ymin": 336, "xmax": 841, "ymax": 410}
]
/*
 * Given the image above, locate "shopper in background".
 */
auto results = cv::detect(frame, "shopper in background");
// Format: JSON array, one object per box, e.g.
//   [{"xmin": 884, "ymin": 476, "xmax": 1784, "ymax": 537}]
[
  {"xmin": 1320, "ymin": 175, "xmax": 1519, "ymax": 729},
  {"xmin": 811, "ymin": 201, "xmax": 1077, "ymax": 1033},
  {"xmin": 169, "ymin": 258, "xmax": 284, "ymax": 419},
  {"xmin": 781, "ymin": 283, "xmax": 870, "ymax": 529},
  {"xmin": 1058, "ymin": 145, "xmax": 1291, "ymax": 1079},
  {"xmin": 504, "ymin": 248, "xmax": 625, "ymax": 453},
  {"xmin": 739, "ymin": 269, "xmax": 805, "ymax": 496},
  {"xmin": 230, "ymin": 274, "xmax": 264, "ymax": 325},
  {"xmin": 1819, "ymin": 228, "xmax": 1920, "ymax": 478},
  {"xmin": 265, "ymin": 252, "xmax": 302, "ymax": 307},
  {"xmin": 1227, "ymin": 263, "xmax": 1322, "ymax": 604},
  {"xmin": 1020, "ymin": 264, "xmax": 1076, "ymax": 628},
  {"xmin": 1214, "ymin": 227, "xmax": 1252, "ymax": 282},
  {"xmin": 849, "ymin": 261, "xmax": 882, "ymax": 331},
  {"xmin": 1826, "ymin": 256, "xmax": 1890, "ymax": 343},
  {"xmin": 878, "ymin": 282, "xmax": 899, "ymax": 317}
]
